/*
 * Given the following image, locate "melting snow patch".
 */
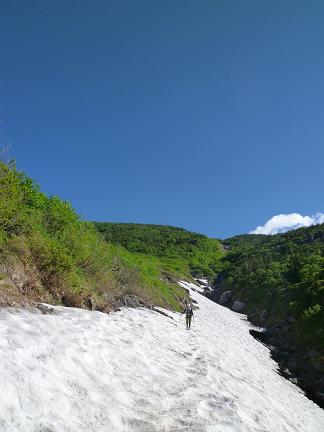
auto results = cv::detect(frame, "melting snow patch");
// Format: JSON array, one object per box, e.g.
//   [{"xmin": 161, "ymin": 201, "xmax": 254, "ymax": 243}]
[
  {"xmin": 0, "ymin": 287, "xmax": 323, "ymax": 431},
  {"xmin": 195, "ymin": 278, "xmax": 209, "ymax": 286},
  {"xmin": 179, "ymin": 280, "xmax": 205, "ymax": 293}
]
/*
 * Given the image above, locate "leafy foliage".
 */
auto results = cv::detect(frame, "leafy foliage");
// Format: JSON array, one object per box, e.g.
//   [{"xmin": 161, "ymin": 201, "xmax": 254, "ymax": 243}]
[
  {"xmin": 0, "ymin": 162, "xmax": 187, "ymax": 310},
  {"xmin": 221, "ymin": 225, "xmax": 324, "ymax": 350},
  {"xmin": 94, "ymin": 222, "xmax": 224, "ymax": 277}
]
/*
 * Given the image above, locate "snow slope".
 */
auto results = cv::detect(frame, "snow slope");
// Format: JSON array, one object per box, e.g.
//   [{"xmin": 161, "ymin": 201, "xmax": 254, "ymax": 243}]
[{"xmin": 0, "ymin": 282, "xmax": 323, "ymax": 432}]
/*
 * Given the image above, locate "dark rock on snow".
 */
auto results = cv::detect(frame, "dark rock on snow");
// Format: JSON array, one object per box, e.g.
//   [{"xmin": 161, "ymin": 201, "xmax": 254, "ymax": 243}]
[
  {"xmin": 201, "ymin": 279, "xmax": 324, "ymax": 409},
  {"xmin": 218, "ymin": 290, "xmax": 232, "ymax": 305},
  {"xmin": 37, "ymin": 304, "xmax": 55, "ymax": 314},
  {"xmin": 232, "ymin": 300, "xmax": 246, "ymax": 312},
  {"xmin": 249, "ymin": 323, "xmax": 324, "ymax": 409},
  {"xmin": 151, "ymin": 307, "xmax": 174, "ymax": 320}
]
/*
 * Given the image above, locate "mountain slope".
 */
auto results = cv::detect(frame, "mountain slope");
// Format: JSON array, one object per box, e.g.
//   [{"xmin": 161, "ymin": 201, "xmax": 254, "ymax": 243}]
[
  {"xmin": 0, "ymin": 162, "xmax": 187, "ymax": 311},
  {"xmin": 215, "ymin": 223, "xmax": 324, "ymax": 407},
  {"xmin": 1, "ymin": 282, "xmax": 323, "ymax": 432},
  {"xmin": 220, "ymin": 223, "xmax": 324, "ymax": 340},
  {"xmin": 94, "ymin": 222, "xmax": 224, "ymax": 278}
]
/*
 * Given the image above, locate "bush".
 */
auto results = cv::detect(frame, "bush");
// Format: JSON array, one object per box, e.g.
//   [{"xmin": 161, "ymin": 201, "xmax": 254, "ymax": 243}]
[
  {"xmin": 0, "ymin": 161, "xmax": 188, "ymax": 310},
  {"xmin": 221, "ymin": 225, "xmax": 324, "ymax": 349},
  {"xmin": 94, "ymin": 222, "xmax": 224, "ymax": 278},
  {"xmin": 302, "ymin": 304, "xmax": 321, "ymax": 319}
]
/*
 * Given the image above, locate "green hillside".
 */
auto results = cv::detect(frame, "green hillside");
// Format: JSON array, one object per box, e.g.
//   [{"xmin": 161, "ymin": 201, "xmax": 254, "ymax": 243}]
[
  {"xmin": 0, "ymin": 161, "xmax": 187, "ymax": 311},
  {"xmin": 1, "ymin": 158, "xmax": 323, "ymax": 405},
  {"xmin": 222, "ymin": 226, "xmax": 323, "ymax": 328},
  {"xmin": 221, "ymin": 225, "xmax": 324, "ymax": 348},
  {"xmin": 217, "ymin": 224, "xmax": 324, "ymax": 404},
  {"xmin": 94, "ymin": 222, "xmax": 224, "ymax": 278}
]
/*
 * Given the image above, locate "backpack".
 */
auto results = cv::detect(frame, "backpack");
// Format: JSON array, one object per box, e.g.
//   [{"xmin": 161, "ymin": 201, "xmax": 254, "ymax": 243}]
[{"xmin": 186, "ymin": 306, "xmax": 192, "ymax": 317}]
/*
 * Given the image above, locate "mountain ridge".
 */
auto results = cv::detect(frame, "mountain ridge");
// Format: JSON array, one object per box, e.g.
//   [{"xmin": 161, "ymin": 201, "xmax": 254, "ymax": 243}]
[{"xmin": 1, "ymin": 160, "xmax": 323, "ymax": 407}]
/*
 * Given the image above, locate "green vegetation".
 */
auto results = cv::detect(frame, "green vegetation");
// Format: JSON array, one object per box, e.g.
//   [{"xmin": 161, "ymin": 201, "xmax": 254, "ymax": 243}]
[
  {"xmin": 94, "ymin": 222, "xmax": 224, "ymax": 277},
  {"xmin": 0, "ymin": 161, "xmax": 188, "ymax": 310},
  {"xmin": 111, "ymin": 246, "xmax": 188, "ymax": 310},
  {"xmin": 1, "ymin": 156, "xmax": 323, "ymax": 404},
  {"xmin": 221, "ymin": 225, "xmax": 324, "ymax": 350},
  {"xmin": 1, "ymin": 157, "xmax": 322, "ymax": 360}
]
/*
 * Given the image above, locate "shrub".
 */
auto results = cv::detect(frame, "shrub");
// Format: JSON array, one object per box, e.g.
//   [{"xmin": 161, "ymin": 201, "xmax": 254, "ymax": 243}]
[{"xmin": 0, "ymin": 162, "xmax": 188, "ymax": 310}]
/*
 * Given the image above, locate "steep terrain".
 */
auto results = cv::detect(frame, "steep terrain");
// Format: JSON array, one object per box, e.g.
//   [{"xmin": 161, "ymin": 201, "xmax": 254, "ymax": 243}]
[
  {"xmin": 212, "ymin": 224, "xmax": 324, "ymax": 407},
  {"xmin": 97, "ymin": 222, "xmax": 324, "ymax": 407},
  {"xmin": 1, "ymin": 281, "xmax": 323, "ymax": 432},
  {"xmin": 94, "ymin": 222, "xmax": 224, "ymax": 278},
  {"xmin": 1, "ymin": 160, "xmax": 323, "ymax": 410},
  {"xmin": 0, "ymin": 162, "xmax": 188, "ymax": 311}
]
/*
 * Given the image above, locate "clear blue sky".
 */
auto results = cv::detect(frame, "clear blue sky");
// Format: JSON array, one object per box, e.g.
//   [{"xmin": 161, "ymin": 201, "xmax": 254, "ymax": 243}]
[{"xmin": 1, "ymin": 1, "xmax": 323, "ymax": 238}]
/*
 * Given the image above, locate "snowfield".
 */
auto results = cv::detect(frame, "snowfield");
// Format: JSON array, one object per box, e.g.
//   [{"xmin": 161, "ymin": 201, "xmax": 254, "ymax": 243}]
[{"xmin": 0, "ymin": 282, "xmax": 323, "ymax": 432}]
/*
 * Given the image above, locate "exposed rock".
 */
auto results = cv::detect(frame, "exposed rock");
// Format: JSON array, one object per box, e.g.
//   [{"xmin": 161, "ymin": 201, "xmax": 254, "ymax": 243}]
[
  {"xmin": 203, "ymin": 287, "xmax": 212, "ymax": 296},
  {"xmin": 37, "ymin": 304, "xmax": 55, "ymax": 314},
  {"xmin": 206, "ymin": 287, "xmax": 220, "ymax": 302},
  {"xmin": 249, "ymin": 328, "xmax": 267, "ymax": 342},
  {"xmin": 85, "ymin": 296, "xmax": 93, "ymax": 311},
  {"xmin": 259, "ymin": 310, "xmax": 268, "ymax": 324},
  {"xmin": 152, "ymin": 307, "xmax": 174, "ymax": 320},
  {"xmin": 249, "ymin": 324, "xmax": 324, "ymax": 409},
  {"xmin": 218, "ymin": 290, "xmax": 232, "ymax": 305},
  {"xmin": 96, "ymin": 304, "xmax": 112, "ymax": 314},
  {"xmin": 232, "ymin": 300, "xmax": 246, "ymax": 312},
  {"xmin": 122, "ymin": 295, "xmax": 141, "ymax": 308},
  {"xmin": 207, "ymin": 269, "xmax": 324, "ymax": 409}
]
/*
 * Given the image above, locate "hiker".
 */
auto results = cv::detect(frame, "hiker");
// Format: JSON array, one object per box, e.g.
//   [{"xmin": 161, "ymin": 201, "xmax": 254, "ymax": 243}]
[{"xmin": 182, "ymin": 302, "xmax": 194, "ymax": 329}]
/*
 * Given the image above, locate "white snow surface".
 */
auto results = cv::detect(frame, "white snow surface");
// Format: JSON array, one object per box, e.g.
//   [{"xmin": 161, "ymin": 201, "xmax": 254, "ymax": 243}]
[
  {"xmin": 185, "ymin": 280, "xmax": 205, "ymax": 293},
  {"xmin": 0, "ymin": 282, "xmax": 323, "ymax": 432}
]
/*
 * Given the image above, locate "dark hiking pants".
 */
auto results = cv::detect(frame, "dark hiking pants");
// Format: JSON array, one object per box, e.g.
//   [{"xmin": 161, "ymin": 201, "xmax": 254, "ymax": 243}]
[{"xmin": 186, "ymin": 315, "xmax": 192, "ymax": 328}]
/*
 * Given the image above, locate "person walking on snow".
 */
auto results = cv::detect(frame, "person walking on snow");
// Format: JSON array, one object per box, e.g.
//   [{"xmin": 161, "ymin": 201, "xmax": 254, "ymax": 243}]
[{"xmin": 182, "ymin": 302, "xmax": 194, "ymax": 329}]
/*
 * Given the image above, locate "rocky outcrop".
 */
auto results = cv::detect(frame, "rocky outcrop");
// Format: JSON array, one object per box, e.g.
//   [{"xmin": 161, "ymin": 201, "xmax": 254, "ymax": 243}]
[
  {"xmin": 207, "ymin": 283, "xmax": 323, "ymax": 409},
  {"xmin": 232, "ymin": 300, "xmax": 246, "ymax": 312},
  {"xmin": 248, "ymin": 309, "xmax": 268, "ymax": 326},
  {"xmin": 203, "ymin": 269, "xmax": 323, "ymax": 409},
  {"xmin": 208, "ymin": 273, "xmax": 227, "ymax": 303},
  {"xmin": 218, "ymin": 290, "xmax": 232, "ymax": 305},
  {"xmin": 250, "ymin": 321, "xmax": 324, "ymax": 409},
  {"xmin": 122, "ymin": 295, "xmax": 142, "ymax": 308},
  {"xmin": 37, "ymin": 304, "xmax": 55, "ymax": 314},
  {"xmin": 202, "ymin": 286, "xmax": 212, "ymax": 295}
]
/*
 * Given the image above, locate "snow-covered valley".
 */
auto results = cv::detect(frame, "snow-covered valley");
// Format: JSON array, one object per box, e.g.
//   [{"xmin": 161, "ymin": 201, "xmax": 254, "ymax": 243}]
[{"xmin": 0, "ymin": 282, "xmax": 323, "ymax": 432}]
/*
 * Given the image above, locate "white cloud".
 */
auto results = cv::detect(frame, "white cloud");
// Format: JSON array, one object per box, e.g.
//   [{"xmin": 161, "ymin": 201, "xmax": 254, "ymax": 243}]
[{"xmin": 250, "ymin": 212, "xmax": 324, "ymax": 235}]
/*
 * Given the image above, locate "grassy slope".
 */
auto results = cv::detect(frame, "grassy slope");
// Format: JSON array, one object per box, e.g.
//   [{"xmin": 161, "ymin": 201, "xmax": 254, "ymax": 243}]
[
  {"xmin": 2, "ymin": 160, "xmax": 322, "ymax": 351},
  {"xmin": 94, "ymin": 222, "xmax": 224, "ymax": 278},
  {"xmin": 0, "ymin": 162, "xmax": 187, "ymax": 311},
  {"xmin": 1, "ymin": 159, "xmax": 323, "ymax": 402}
]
